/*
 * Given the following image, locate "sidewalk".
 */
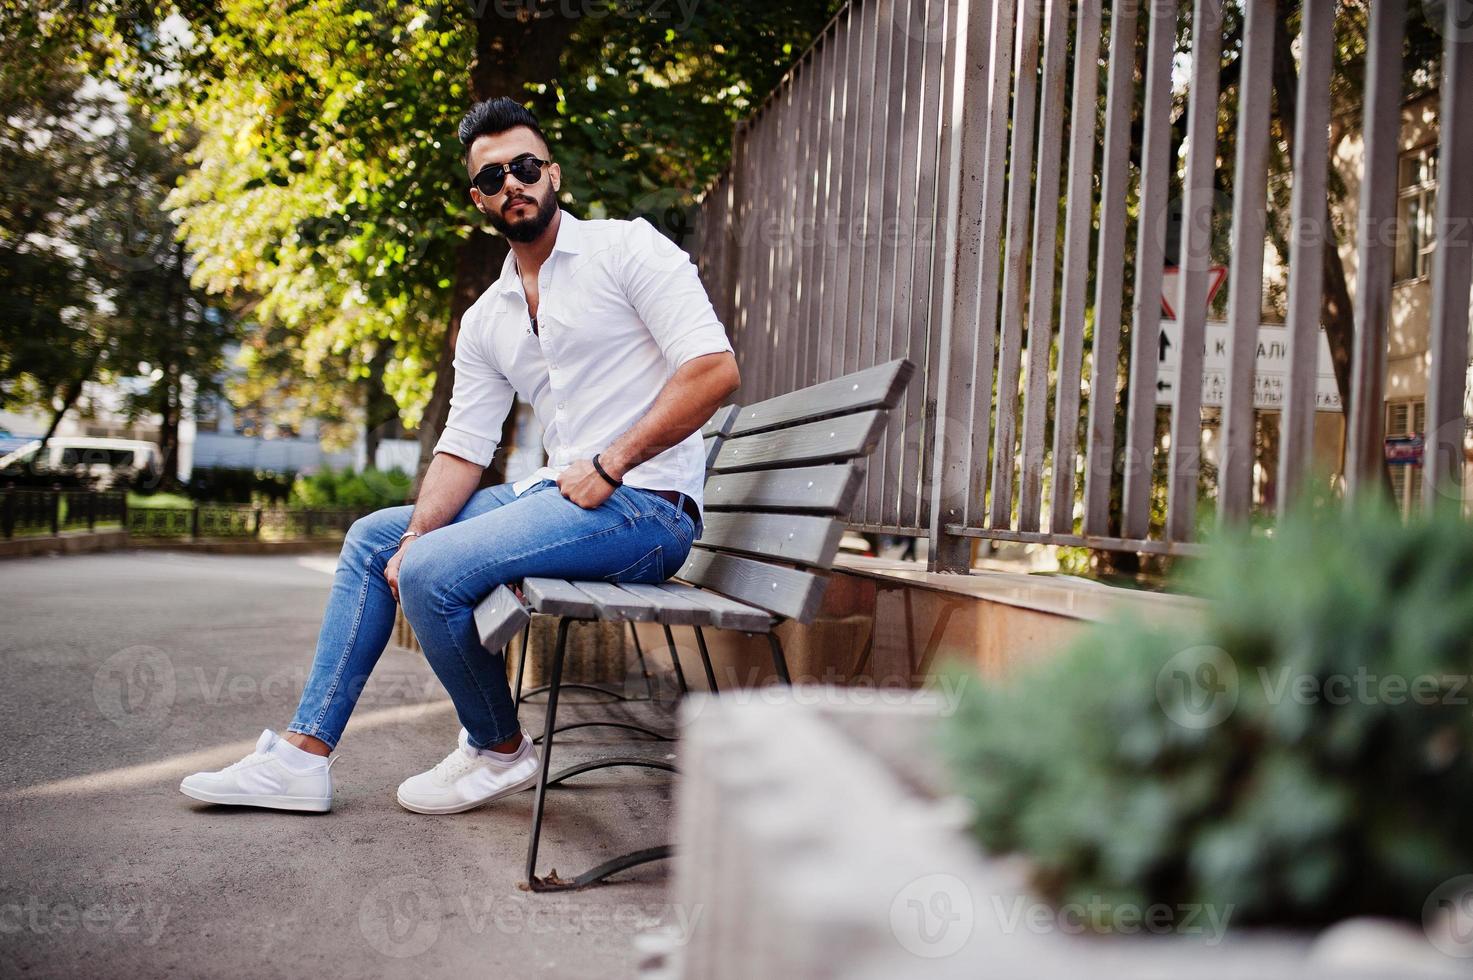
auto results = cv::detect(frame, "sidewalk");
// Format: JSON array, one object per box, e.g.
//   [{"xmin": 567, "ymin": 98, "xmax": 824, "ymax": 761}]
[{"xmin": 0, "ymin": 550, "xmax": 678, "ymax": 978}]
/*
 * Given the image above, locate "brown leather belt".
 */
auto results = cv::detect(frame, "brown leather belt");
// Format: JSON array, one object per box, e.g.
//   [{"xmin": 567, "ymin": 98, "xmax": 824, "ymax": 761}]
[{"xmin": 646, "ymin": 488, "xmax": 701, "ymax": 526}]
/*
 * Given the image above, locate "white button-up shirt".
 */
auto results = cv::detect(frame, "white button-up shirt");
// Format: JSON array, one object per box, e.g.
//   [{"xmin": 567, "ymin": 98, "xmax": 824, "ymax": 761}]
[{"xmin": 432, "ymin": 211, "xmax": 734, "ymax": 515}]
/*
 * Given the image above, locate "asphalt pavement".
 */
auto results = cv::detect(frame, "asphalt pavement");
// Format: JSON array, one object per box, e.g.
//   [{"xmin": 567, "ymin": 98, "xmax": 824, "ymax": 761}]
[{"xmin": 0, "ymin": 549, "xmax": 681, "ymax": 979}]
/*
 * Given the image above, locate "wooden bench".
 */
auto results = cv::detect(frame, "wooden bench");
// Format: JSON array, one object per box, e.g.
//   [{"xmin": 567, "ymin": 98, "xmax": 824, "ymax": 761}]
[{"xmin": 472, "ymin": 356, "xmax": 916, "ymax": 890}]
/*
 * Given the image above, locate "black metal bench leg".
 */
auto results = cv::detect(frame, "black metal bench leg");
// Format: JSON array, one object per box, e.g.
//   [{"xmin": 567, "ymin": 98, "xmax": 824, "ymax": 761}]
[
  {"xmin": 628, "ymin": 621, "xmax": 655, "ymax": 700},
  {"xmin": 525, "ymin": 616, "xmax": 570, "ymax": 887},
  {"xmin": 692, "ymin": 625, "xmax": 719, "ymax": 693},
  {"xmin": 660, "ymin": 624, "xmax": 689, "ymax": 695},
  {"xmin": 766, "ymin": 631, "xmax": 792, "ymax": 684},
  {"xmin": 512, "ymin": 621, "xmax": 531, "ymax": 711}
]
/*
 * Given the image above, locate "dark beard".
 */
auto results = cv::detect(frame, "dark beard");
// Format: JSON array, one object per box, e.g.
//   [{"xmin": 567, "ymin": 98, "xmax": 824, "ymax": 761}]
[{"xmin": 489, "ymin": 193, "xmax": 557, "ymax": 243}]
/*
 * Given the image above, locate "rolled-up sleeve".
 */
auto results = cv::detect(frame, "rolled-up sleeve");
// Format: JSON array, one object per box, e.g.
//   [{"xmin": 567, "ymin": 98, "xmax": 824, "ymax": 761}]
[
  {"xmin": 432, "ymin": 311, "xmax": 514, "ymax": 468},
  {"xmin": 619, "ymin": 217, "xmax": 735, "ymax": 371}
]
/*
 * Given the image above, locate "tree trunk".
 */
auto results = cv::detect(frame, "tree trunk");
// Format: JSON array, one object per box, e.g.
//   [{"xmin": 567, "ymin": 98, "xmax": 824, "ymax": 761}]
[
  {"xmin": 364, "ymin": 344, "xmax": 392, "ymax": 469},
  {"xmin": 412, "ymin": 7, "xmax": 579, "ymax": 496},
  {"xmin": 1270, "ymin": 7, "xmax": 1356, "ymax": 436}
]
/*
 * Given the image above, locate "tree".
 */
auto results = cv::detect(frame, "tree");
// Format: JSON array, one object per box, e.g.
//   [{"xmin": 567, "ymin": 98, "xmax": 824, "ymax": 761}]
[
  {"xmin": 148, "ymin": 0, "xmax": 838, "ymax": 491},
  {"xmin": 1, "ymin": 2, "xmax": 236, "ymax": 479}
]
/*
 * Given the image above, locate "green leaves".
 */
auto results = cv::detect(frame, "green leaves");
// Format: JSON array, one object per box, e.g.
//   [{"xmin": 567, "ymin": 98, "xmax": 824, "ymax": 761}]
[{"xmin": 941, "ymin": 497, "xmax": 1473, "ymax": 926}]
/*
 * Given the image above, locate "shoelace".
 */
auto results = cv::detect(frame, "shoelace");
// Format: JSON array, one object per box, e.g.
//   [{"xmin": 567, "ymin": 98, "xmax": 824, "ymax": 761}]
[
  {"xmin": 224, "ymin": 751, "xmax": 272, "ymax": 772},
  {"xmin": 431, "ymin": 748, "xmax": 481, "ymax": 782}
]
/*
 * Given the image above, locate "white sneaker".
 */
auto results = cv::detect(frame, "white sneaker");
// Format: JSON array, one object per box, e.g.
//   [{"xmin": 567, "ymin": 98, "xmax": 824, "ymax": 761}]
[
  {"xmin": 396, "ymin": 728, "xmax": 540, "ymax": 815},
  {"xmin": 179, "ymin": 729, "xmax": 334, "ymax": 813}
]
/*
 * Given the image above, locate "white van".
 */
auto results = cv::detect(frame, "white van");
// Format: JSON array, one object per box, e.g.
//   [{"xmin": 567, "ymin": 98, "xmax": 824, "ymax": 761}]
[{"xmin": 0, "ymin": 437, "xmax": 165, "ymax": 489}]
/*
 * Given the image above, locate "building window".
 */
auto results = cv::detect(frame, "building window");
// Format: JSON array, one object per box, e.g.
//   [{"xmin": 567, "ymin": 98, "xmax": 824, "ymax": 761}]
[
  {"xmin": 1396, "ymin": 145, "xmax": 1438, "ymax": 282},
  {"xmin": 1386, "ymin": 399, "xmax": 1425, "ymax": 516},
  {"xmin": 195, "ymin": 396, "xmax": 220, "ymax": 433}
]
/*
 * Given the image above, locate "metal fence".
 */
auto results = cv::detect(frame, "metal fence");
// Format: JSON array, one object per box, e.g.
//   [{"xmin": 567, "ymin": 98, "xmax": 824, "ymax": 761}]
[
  {"xmin": 0, "ymin": 487, "xmax": 365, "ymax": 541},
  {"xmin": 694, "ymin": 0, "xmax": 1473, "ymax": 569}
]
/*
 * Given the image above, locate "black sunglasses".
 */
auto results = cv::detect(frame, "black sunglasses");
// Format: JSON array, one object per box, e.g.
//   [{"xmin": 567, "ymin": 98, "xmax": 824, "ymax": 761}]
[{"xmin": 471, "ymin": 154, "xmax": 550, "ymax": 196}]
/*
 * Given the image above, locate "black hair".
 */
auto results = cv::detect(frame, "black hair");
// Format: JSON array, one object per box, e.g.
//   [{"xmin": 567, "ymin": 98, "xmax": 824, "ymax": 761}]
[{"xmin": 457, "ymin": 98, "xmax": 548, "ymax": 159}]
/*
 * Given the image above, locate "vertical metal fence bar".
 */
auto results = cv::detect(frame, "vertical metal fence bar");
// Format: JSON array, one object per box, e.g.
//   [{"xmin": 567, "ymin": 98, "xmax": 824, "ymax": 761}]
[
  {"xmin": 794, "ymin": 54, "xmax": 818, "ymax": 393},
  {"xmin": 820, "ymin": 3, "xmax": 859, "ymax": 388},
  {"xmin": 830, "ymin": 0, "xmax": 860, "ymax": 389},
  {"xmin": 1082, "ymin": 0, "xmax": 1140, "ymax": 537},
  {"xmin": 837, "ymin": 1, "xmax": 878, "ymax": 383},
  {"xmin": 1423, "ymin": 3, "xmax": 1473, "ymax": 510},
  {"xmin": 903, "ymin": 0, "xmax": 955, "ymax": 531},
  {"xmin": 799, "ymin": 34, "xmax": 833, "ymax": 390},
  {"xmin": 965, "ymin": 0, "xmax": 1017, "ymax": 529},
  {"xmin": 1165, "ymin": 0, "xmax": 1224, "ymax": 542},
  {"xmin": 1277, "ymin": 0, "xmax": 1334, "ymax": 515},
  {"xmin": 1219, "ymin": 0, "xmax": 1276, "ymax": 523},
  {"xmin": 771, "ymin": 77, "xmax": 799, "ymax": 401},
  {"xmin": 926, "ymin": 0, "xmax": 985, "ymax": 568},
  {"xmin": 1050, "ymin": 0, "xmax": 1103, "ymax": 535},
  {"xmin": 728, "ymin": 121, "xmax": 752, "ymax": 397},
  {"xmin": 767, "ymin": 86, "xmax": 792, "ymax": 402},
  {"xmin": 1344, "ymin": 0, "xmax": 1404, "ymax": 500},
  {"xmin": 866, "ymin": 0, "xmax": 911, "ymax": 526},
  {"xmin": 860, "ymin": 1, "xmax": 901, "ymax": 527},
  {"xmin": 847, "ymin": 0, "xmax": 884, "ymax": 380},
  {"xmin": 1120, "ymin": 0, "xmax": 1176, "ymax": 541},
  {"xmin": 986, "ymin": 0, "xmax": 1043, "ymax": 530},
  {"xmin": 752, "ymin": 102, "xmax": 777, "ymax": 400},
  {"xmin": 788, "ymin": 65, "xmax": 811, "ymax": 395},
  {"xmin": 877, "ymin": 0, "xmax": 932, "ymax": 529},
  {"xmin": 1017, "ymin": 0, "xmax": 1070, "ymax": 532}
]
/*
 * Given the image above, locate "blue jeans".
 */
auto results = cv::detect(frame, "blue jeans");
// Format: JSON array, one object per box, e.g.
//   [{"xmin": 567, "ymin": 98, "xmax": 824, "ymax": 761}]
[{"xmin": 287, "ymin": 479, "xmax": 699, "ymax": 750}]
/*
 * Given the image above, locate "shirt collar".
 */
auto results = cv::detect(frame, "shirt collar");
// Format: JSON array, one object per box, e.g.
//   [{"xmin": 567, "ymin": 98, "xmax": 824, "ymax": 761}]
[{"xmin": 490, "ymin": 209, "xmax": 583, "ymax": 298}]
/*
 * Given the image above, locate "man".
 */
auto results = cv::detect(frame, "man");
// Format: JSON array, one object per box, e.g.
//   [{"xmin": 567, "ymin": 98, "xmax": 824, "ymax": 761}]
[{"xmin": 179, "ymin": 97, "xmax": 739, "ymax": 815}]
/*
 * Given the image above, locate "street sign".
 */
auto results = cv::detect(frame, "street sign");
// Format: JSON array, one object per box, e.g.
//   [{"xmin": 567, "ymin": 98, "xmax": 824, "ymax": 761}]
[
  {"xmin": 1154, "ymin": 320, "xmax": 1343, "ymax": 412},
  {"xmin": 1160, "ymin": 265, "xmax": 1229, "ymax": 319},
  {"xmin": 1384, "ymin": 435, "xmax": 1424, "ymax": 465}
]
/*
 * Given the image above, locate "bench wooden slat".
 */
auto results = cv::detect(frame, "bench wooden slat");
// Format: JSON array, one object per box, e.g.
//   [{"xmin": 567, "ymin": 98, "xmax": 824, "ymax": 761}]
[
  {"xmin": 522, "ymin": 577, "xmax": 601, "ymax": 618},
  {"xmin": 702, "ymin": 464, "xmax": 862, "ymax": 514},
  {"xmin": 711, "ymin": 410, "xmax": 889, "ymax": 473},
  {"xmin": 562, "ymin": 580, "xmax": 660, "ymax": 622},
  {"xmin": 613, "ymin": 583, "xmax": 717, "ymax": 625},
  {"xmin": 728, "ymin": 359, "xmax": 914, "ymax": 436},
  {"xmin": 653, "ymin": 582, "xmax": 775, "ymax": 632},
  {"xmin": 701, "ymin": 403, "xmax": 740, "ymax": 439},
  {"xmin": 473, "ymin": 584, "xmax": 532, "ymax": 653},
  {"xmin": 674, "ymin": 548, "xmax": 828, "ymax": 623},
  {"xmin": 696, "ymin": 512, "xmax": 844, "ymax": 567}
]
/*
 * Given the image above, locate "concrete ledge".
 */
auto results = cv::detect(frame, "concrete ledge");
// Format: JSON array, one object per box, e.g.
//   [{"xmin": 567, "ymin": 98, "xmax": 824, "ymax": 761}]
[
  {"xmin": 629, "ymin": 558, "xmax": 1209, "ymax": 691},
  {"xmin": 0, "ymin": 529, "xmax": 130, "ymax": 559}
]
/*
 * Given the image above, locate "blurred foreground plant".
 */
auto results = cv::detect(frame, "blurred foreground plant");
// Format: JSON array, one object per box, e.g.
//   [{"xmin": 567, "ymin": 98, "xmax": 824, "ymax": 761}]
[{"xmin": 940, "ymin": 496, "xmax": 1473, "ymax": 926}]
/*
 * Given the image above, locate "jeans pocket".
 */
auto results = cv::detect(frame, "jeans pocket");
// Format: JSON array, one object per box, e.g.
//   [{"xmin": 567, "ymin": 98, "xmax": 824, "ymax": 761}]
[{"xmin": 604, "ymin": 544, "xmax": 665, "ymax": 584}]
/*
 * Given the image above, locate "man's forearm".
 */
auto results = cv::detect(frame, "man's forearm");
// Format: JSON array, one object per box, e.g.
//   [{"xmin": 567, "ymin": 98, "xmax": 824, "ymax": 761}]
[
  {"xmin": 406, "ymin": 452, "xmax": 484, "ymax": 536},
  {"xmin": 601, "ymin": 352, "xmax": 740, "ymax": 479}
]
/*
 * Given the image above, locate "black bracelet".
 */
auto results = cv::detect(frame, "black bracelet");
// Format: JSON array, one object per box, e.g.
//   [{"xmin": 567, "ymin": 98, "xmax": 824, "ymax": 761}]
[{"xmin": 591, "ymin": 453, "xmax": 622, "ymax": 488}]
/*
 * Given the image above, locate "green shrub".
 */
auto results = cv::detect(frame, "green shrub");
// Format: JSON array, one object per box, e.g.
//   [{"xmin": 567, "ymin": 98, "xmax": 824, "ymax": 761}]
[
  {"xmin": 940, "ymin": 496, "xmax": 1473, "ymax": 927},
  {"xmin": 185, "ymin": 466, "xmax": 295, "ymax": 505},
  {"xmin": 289, "ymin": 466, "xmax": 412, "ymax": 510}
]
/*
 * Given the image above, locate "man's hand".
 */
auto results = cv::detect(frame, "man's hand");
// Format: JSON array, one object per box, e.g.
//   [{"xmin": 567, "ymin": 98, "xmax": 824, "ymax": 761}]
[
  {"xmin": 385, "ymin": 540, "xmax": 412, "ymax": 602},
  {"xmin": 558, "ymin": 458, "xmax": 620, "ymax": 509}
]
